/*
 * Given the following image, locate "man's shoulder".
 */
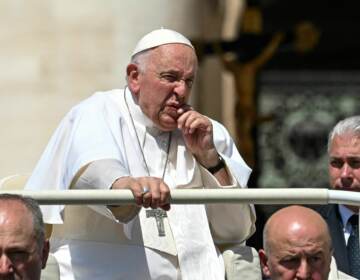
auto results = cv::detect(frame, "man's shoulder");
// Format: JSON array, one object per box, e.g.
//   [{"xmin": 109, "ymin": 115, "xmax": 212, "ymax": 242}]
[
  {"xmin": 77, "ymin": 89, "xmax": 122, "ymax": 107},
  {"xmin": 313, "ymin": 204, "xmax": 339, "ymax": 220},
  {"xmin": 71, "ymin": 89, "xmax": 123, "ymax": 114}
]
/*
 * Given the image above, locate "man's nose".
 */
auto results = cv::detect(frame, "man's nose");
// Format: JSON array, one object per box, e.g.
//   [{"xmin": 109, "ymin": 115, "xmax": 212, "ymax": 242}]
[
  {"xmin": 296, "ymin": 259, "xmax": 311, "ymax": 279},
  {"xmin": 0, "ymin": 255, "xmax": 13, "ymax": 275},
  {"xmin": 173, "ymin": 80, "xmax": 189, "ymax": 99},
  {"xmin": 341, "ymin": 163, "xmax": 353, "ymax": 177},
  {"xmin": 340, "ymin": 163, "xmax": 354, "ymax": 187}
]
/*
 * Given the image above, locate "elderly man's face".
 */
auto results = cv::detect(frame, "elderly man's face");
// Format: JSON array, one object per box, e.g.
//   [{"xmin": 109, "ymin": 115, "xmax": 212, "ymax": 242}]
[
  {"xmin": 328, "ymin": 134, "xmax": 360, "ymax": 193},
  {"xmin": 129, "ymin": 44, "xmax": 197, "ymax": 131},
  {"xmin": 264, "ymin": 242, "xmax": 331, "ymax": 279},
  {"xmin": 0, "ymin": 202, "xmax": 48, "ymax": 280},
  {"xmin": 261, "ymin": 222, "xmax": 332, "ymax": 280}
]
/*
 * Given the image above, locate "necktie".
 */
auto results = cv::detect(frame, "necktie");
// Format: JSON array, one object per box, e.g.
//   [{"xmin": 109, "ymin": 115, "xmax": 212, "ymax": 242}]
[{"xmin": 347, "ymin": 214, "xmax": 360, "ymax": 279}]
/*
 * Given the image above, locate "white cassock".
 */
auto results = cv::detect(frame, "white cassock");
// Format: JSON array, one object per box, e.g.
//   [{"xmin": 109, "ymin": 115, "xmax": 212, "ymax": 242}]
[{"xmin": 26, "ymin": 88, "xmax": 256, "ymax": 280}]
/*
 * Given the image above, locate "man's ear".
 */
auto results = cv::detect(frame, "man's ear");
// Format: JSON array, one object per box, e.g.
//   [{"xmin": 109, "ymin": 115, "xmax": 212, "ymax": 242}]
[
  {"xmin": 126, "ymin": 63, "xmax": 140, "ymax": 95},
  {"xmin": 258, "ymin": 249, "xmax": 271, "ymax": 278},
  {"xmin": 41, "ymin": 239, "xmax": 50, "ymax": 269}
]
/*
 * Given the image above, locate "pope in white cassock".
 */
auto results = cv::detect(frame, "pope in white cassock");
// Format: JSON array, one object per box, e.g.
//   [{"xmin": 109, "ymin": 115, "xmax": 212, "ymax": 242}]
[{"xmin": 26, "ymin": 29, "xmax": 256, "ymax": 280}]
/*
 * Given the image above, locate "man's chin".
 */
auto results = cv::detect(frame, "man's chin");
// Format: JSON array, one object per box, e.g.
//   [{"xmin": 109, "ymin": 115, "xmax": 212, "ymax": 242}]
[
  {"xmin": 160, "ymin": 111, "xmax": 182, "ymax": 126},
  {"xmin": 158, "ymin": 119, "xmax": 177, "ymax": 132}
]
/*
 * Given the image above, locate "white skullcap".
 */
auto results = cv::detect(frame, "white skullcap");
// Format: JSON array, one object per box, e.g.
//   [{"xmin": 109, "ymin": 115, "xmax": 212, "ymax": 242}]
[{"xmin": 131, "ymin": 28, "xmax": 194, "ymax": 57}]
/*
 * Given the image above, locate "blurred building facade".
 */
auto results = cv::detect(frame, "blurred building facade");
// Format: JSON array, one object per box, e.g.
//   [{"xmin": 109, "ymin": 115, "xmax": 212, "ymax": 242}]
[
  {"xmin": 0, "ymin": 0, "xmax": 232, "ymax": 178},
  {"xmin": 1, "ymin": 0, "xmax": 359, "ymax": 192}
]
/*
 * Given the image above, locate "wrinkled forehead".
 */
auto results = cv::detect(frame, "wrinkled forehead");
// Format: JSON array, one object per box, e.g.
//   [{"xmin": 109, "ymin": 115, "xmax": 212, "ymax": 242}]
[
  {"xmin": 270, "ymin": 234, "xmax": 329, "ymax": 257},
  {"xmin": 148, "ymin": 44, "xmax": 198, "ymax": 71},
  {"xmin": 268, "ymin": 220, "xmax": 330, "ymax": 250},
  {"xmin": 0, "ymin": 204, "xmax": 35, "ymax": 237}
]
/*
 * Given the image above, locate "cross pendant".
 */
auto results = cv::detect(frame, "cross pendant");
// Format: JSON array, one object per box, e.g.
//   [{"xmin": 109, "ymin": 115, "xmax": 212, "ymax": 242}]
[{"xmin": 146, "ymin": 209, "xmax": 167, "ymax": 237}]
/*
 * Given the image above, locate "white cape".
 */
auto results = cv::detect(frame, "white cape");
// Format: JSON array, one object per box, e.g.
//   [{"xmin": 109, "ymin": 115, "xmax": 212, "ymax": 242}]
[{"xmin": 26, "ymin": 89, "xmax": 254, "ymax": 280}]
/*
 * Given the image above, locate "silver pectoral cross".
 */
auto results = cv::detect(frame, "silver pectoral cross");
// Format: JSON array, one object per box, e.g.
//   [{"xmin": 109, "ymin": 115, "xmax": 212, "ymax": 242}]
[{"xmin": 146, "ymin": 209, "xmax": 167, "ymax": 237}]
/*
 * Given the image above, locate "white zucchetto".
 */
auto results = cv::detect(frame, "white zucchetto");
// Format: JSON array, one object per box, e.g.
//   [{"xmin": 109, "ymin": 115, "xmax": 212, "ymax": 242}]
[{"xmin": 132, "ymin": 28, "xmax": 194, "ymax": 57}]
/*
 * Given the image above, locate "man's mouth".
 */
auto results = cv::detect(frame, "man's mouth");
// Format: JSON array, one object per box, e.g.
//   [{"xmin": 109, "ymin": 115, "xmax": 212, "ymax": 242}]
[
  {"xmin": 335, "ymin": 184, "xmax": 359, "ymax": 191},
  {"xmin": 164, "ymin": 105, "xmax": 180, "ymax": 119}
]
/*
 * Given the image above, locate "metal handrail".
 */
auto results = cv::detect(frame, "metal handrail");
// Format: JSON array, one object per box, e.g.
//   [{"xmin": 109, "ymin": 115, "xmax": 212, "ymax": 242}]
[{"xmin": 1, "ymin": 188, "xmax": 360, "ymax": 206}]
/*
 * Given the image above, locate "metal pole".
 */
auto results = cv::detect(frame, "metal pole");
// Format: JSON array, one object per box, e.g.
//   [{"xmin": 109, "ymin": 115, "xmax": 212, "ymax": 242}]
[{"xmin": 1, "ymin": 188, "xmax": 360, "ymax": 206}]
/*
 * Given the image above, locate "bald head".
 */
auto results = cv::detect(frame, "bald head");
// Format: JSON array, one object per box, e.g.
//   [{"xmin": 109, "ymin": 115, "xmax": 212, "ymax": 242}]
[
  {"xmin": 260, "ymin": 206, "xmax": 332, "ymax": 280},
  {"xmin": 264, "ymin": 206, "xmax": 332, "ymax": 254},
  {"xmin": 0, "ymin": 194, "xmax": 49, "ymax": 279}
]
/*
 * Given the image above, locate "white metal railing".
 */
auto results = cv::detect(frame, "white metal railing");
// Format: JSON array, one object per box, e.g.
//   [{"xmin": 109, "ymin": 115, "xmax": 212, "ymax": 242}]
[{"xmin": 1, "ymin": 188, "xmax": 360, "ymax": 206}]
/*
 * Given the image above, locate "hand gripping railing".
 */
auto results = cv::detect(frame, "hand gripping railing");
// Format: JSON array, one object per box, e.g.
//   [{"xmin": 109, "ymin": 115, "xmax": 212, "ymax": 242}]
[{"xmin": 0, "ymin": 188, "xmax": 360, "ymax": 206}]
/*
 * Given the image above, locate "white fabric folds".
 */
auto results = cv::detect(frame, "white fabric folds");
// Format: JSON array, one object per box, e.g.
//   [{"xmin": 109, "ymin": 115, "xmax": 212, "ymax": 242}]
[{"xmin": 26, "ymin": 88, "xmax": 255, "ymax": 280}]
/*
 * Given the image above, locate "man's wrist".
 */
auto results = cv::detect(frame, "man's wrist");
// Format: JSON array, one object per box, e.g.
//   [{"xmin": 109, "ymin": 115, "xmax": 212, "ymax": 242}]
[{"xmin": 206, "ymin": 155, "xmax": 225, "ymax": 174}]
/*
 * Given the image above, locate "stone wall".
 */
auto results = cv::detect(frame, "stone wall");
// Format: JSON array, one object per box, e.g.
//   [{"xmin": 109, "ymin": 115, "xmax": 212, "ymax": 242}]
[{"xmin": 0, "ymin": 0, "xmax": 211, "ymax": 178}]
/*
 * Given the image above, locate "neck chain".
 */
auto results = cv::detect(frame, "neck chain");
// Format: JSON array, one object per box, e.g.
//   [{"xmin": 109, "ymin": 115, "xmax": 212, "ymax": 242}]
[{"xmin": 124, "ymin": 88, "xmax": 172, "ymax": 179}]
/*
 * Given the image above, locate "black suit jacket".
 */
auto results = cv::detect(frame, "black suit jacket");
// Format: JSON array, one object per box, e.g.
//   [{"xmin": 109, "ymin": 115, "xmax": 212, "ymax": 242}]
[{"xmin": 316, "ymin": 204, "xmax": 350, "ymax": 274}]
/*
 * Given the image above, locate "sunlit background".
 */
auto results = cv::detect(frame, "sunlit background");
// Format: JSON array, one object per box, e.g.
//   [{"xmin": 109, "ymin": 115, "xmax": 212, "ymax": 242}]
[{"xmin": 1, "ymin": 0, "xmax": 359, "ymax": 192}]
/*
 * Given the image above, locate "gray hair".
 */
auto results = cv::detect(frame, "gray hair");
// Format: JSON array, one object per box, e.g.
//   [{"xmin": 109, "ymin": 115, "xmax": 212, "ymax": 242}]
[
  {"xmin": 125, "ymin": 49, "xmax": 153, "ymax": 84},
  {"xmin": 130, "ymin": 49, "xmax": 153, "ymax": 73},
  {"xmin": 0, "ymin": 194, "xmax": 45, "ymax": 249},
  {"xmin": 328, "ymin": 116, "xmax": 360, "ymax": 152}
]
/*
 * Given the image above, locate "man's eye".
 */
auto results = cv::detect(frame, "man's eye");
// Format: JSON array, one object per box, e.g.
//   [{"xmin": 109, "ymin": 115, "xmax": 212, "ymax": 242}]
[
  {"xmin": 330, "ymin": 159, "xmax": 343, "ymax": 168},
  {"xmin": 160, "ymin": 74, "xmax": 177, "ymax": 82},
  {"xmin": 348, "ymin": 158, "xmax": 360, "ymax": 169},
  {"xmin": 308, "ymin": 255, "xmax": 322, "ymax": 264},
  {"xmin": 8, "ymin": 251, "xmax": 29, "ymax": 262},
  {"xmin": 185, "ymin": 79, "xmax": 194, "ymax": 88},
  {"xmin": 280, "ymin": 257, "xmax": 299, "ymax": 268}
]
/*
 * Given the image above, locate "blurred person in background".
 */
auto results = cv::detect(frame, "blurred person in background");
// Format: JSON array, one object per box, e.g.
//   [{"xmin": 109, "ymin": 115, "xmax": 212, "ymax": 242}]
[{"xmin": 316, "ymin": 116, "xmax": 360, "ymax": 278}]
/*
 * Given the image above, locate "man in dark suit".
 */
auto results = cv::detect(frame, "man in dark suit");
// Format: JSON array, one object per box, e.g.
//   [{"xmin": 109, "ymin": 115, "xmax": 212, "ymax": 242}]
[{"xmin": 317, "ymin": 116, "xmax": 360, "ymax": 278}]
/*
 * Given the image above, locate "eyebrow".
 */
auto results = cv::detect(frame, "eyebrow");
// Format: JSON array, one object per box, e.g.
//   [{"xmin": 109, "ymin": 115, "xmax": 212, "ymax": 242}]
[
  {"xmin": 329, "ymin": 156, "xmax": 360, "ymax": 161},
  {"xmin": 159, "ymin": 70, "xmax": 194, "ymax": 78}
]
